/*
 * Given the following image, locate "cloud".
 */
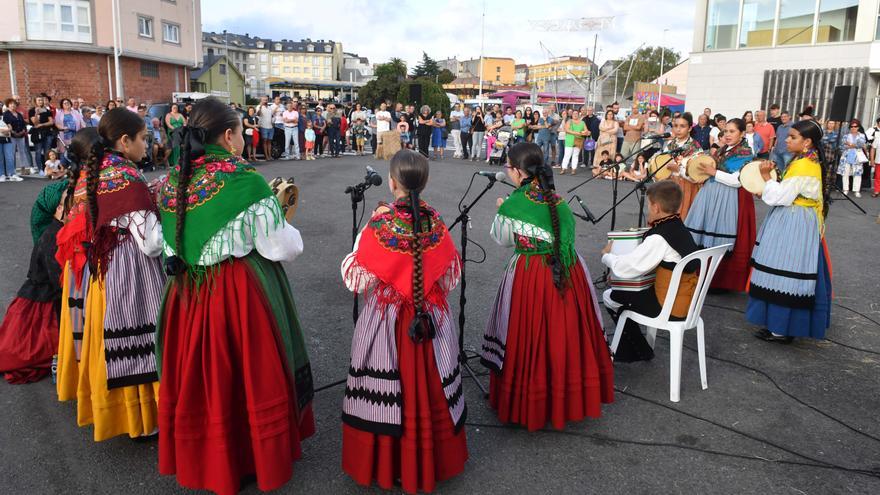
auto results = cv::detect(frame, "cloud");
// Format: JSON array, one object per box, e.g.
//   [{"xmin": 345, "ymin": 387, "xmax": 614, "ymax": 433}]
[{"xmin": 201, "ymin": 0, "xmax": 695, "ymax": 70}]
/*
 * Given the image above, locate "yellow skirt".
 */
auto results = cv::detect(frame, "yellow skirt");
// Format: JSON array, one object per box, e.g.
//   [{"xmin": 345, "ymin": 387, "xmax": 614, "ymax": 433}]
[
  {"xmin": 56, "ymin": 262, "xmax": 79, "ymax": 401},
  {"xmin": 76, "ymin": 276, "xmax": 159, "ymax": 441}
]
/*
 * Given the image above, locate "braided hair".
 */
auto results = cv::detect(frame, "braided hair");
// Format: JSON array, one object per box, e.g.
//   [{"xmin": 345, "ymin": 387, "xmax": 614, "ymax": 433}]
[
  {"xmin": 791, "ymin": 119, "xmax": 831, "ymax": 218},
  {"xmin": 64, "ymin": 128, "xmax": 100, "ymax": 216},
  {"xmin": 164, "ymin": 97, "xmax": 243, "ymax": 276},
  {"xmin": 389, "ymin": 149, "xmax": 433, "ymax": 342},
  {"xmin": 508, "ymin": 142, "xmax": 566, "ymax": 291}
]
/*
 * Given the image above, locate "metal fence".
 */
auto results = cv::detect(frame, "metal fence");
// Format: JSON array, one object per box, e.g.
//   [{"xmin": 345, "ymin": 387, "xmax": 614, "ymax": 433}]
[{"xmin": 761, "ymin": 67, "xmax": 870, "ymax": 121}]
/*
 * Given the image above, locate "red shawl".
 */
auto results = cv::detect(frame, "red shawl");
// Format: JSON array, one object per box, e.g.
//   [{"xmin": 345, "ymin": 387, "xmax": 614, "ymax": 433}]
[
  {"xmin": 55, "ymin": 170, "xmax": 90, "ymax": 285},
  {"xmin": 349, "ymin": 199, "xmax": 459, "ymax": 307}
]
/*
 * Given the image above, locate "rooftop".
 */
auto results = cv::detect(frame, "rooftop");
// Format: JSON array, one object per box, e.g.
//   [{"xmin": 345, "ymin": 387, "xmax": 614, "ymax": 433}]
[{"xmin": 202, "ymin": 31, "xmax": 338, "ymax": 53}]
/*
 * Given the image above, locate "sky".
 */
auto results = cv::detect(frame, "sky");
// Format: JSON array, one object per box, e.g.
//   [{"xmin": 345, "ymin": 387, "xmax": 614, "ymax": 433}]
[{"xmin": 201, "ymin": 0, "xmax": 696, "ymax": 69}]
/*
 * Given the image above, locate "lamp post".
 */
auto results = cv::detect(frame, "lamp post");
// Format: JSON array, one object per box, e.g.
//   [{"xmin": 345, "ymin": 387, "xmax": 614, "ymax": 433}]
[
  {"xmin": 224, "ymin": 30, "xmax": 231, "ymax": 104},
  {"xmin": 657, "ymin": 28, "xmax": 669, "ymax": 113}
]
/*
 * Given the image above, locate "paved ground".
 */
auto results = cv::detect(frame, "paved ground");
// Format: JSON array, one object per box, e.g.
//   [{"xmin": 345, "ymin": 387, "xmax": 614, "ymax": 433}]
[{"xmin": 1, "ymin": 153, "xmax": 879, "ymax": 494}]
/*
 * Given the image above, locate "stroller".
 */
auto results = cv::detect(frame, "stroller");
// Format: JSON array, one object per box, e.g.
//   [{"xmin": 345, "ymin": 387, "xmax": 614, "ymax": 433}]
[{"xmin": 489, "ymin": 125, "xmax": 513, "ymax": 165}]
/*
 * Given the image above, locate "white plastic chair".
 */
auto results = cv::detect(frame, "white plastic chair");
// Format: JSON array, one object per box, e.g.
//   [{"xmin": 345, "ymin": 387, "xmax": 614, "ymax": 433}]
[{"xmin": 603, "ymin": 244, "xmax": 731, "ymax": 402}]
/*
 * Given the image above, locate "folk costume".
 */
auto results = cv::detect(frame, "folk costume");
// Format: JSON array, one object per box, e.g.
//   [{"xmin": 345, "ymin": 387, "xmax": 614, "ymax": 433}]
[
  {"xmin": 0, "ymin": 182, "xmax": 66, "ymax": 383},
  {"xmin": 664, "ymin": 136, "xmax": 703, "ymax": 220},
  {"xmin": 482, "ymin": 179, "xmax": 614, "ymax": 431},
  {"xmin": 746, "ymin": 149, "xmax": 832, "ymax": 338},
  {"xmin": 75, "ymin": 153, "xmax": 165, "ymax": 441},
  {"xmin": 157, "ymin": 145, "xmax": 314, "ymax": 495},
  {"xmin": 340, "ymin": 198, "xmax": 467, "ymax": 494},
  {"xmin": 55, "ymin": 169, "xmax": 89, "ymax": 401},
  {"xmin": 684, "ymin": 139, "xmax": 756, "ymax": 292},
  {"xmin": 602, "ymin": 214, "xmax": 699, "ymax": 361}
]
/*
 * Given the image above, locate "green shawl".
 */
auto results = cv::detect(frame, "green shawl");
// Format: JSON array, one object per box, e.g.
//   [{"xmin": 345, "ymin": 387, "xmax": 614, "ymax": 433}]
[
  {"xmin": 31, "ymin": 180, "xmax": 67, "ymax": 245},
  {"xmin": 496, "ymin": 180, "xmax": 577, "ymax": 267},
  {"xmin": 159, "ymin": 145, "xmax": 274, "ymax": 266}
]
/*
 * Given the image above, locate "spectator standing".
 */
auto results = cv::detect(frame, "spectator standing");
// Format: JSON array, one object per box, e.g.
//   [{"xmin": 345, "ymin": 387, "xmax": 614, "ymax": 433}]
[
  {"xmin": 582, "ymin": 106, "xmax": 600, "ymax": 168},
  {"xmin": 271, "ymin": 96, "xmax": 285, "ymax": 146},
  {"xmin": 871, "ymin": 122, "xmax": 880, "ymax": 197},
  {"xmin": 691, "ymin": 113, "xmax": 712, "ymax": 150},
  {"xmin": 545, "ymin": 105, "xmax": 560, "ymax": 165},
  {"xmin": 742, "ymin": 110, "xmax": 754, "ymax": 125},
  {"xmin": 533, "ymin": 109, "xmax": 552, "ymax": 166},
  {"xmin": 611, "ymin": 101, "xmax": 624, "ymax": 152},
  {"xmin": 621, "ymin": 103, "xmax": 646, "ymax": 164},
  {"xmin": 471, "ymin": 106, "xmax": 486, "ymax": 162},
  {"xmin": 770, "ymin": 111, "xmax": 793, "ymax": 172},
  {"xmin": 81, "ymin": 107, "xmax": 98, "ymax": 128},
  {"xmin": 595, "ymin": 109, "xmax": 619, "ymax": 167},
  {"xmin": 125, "ymin": 97, "xmax": 137, "ymax": 112},
  {"xmin": 431, "ymin": 110, "xmax": 446, "ymax": 160},
  {"xmin": 55, "ymin": 98, "xmax": 83, "ymax": 152},
  {"xmin": 312, "ymin": 107, "xmax": 327, "ymax": 157},
  {"xmin": 417, "ymin": 105, "xmax": 433, "ymax": 158},
  {"xmin": 350, "ymin": 103, "xmax": 367, "ymax": 125},
  {"xmin": 484, "ymin": 110, "xmax": 498, "ymax": 162},
  {"xmin": 523, "ymin": 107, "xmax": 534, "ymax": 142},
  {"xmin": 511, "ymin": 110, "xmax": 526, "ymax": 144},
  {"xmin": 242, "ymin": 106, "xmax": 259, "ymax": 162},
  {"xmin": 555, "ymin": 110, "xmax": 568, "ymax": 168},
  {"xmin": 767, "ymin": 104, "xmax": 782, "ymax": 130},
  {"xmin": 449, "ymin": 103, "xmax": 464, "ymax": 158},
  {"xmin": 753, "ymin": 110, "xmax": 776, "ymax": 159},
  {"xmin": 744, "ymin": 121, "xmax": 764, "ymax": 156},
  {"xmin": 709, "ymin": 114, "xmax": 727, "ymax": 151},
  {"xmin": 839, "ymin": 119, "xmax": 866, "ymax": 197},
  {"xmin": 305, "ymin": 120, "xmax": 316, "ymax": 160},
  {"xmin": 560, "ymin": 110, "xmax": 587, "ymax": 175},
  {"xmin": 3, "ymin": 99, "xmax": 33, "ymax": 171},
  {"xmin": 351, "ymin": 118, "xmax": 366, "ymax": 156},
  {"xmin": 503, "ymin": 107, "xmax": 515, "ymax": 125},
  {"xmin": 166, "ymin": 103, "xmax": 187, "ymax": 166},
  {"xmin": 281, "ymin": 101, "xmax": 301, "ymax": 160},
  {"xmin": 821, "ymin": 121, "xmax": 839, "ymax": 172},
  {"xmin": 94, "ymin": 105, "xmax": 106, "ymax": 122},
  {"xmin": 0, "ymin": 113, "xmax": 19, "ymax": 181},
  {"xmin": 297, "ymin": 101, "xmax": 308, "ymax": 155},
  {"xmin": 28, "ymin": 96, "xmax": 55, "ymax": 173},
  {"xmin": 460, "ymin": 107, "xmax": 472, "ymax": 159},
  {"xmin": 374, "ymin": 102, "xmax": 392, "ymax": 154},
  {"xmin": 326, "ymin": 104, "xmax": 342, "ymax": 158}
]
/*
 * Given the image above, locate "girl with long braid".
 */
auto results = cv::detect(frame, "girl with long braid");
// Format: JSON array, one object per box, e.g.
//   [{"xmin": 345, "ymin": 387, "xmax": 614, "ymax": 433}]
[
  {"xmin": 341, "ymin": 149, "xmax": 467, "ymax": 493},
  {"xmin": 76, "ymin": 109, "xmax": 165, "ymax": 441},
  {"xmin": 156, "ymin": 97, "xmax": 314, "ymax": 495},
  {"xmin": 747, "ymin": 119, "xmax": 833, "ymax": 343},
  {"xmin": 482, "ymin": 142, "xmax": 614, "ymax": 431},
  {"xmin": 54, "ymin": 128, "xmax": 98, "ymax": 400}
]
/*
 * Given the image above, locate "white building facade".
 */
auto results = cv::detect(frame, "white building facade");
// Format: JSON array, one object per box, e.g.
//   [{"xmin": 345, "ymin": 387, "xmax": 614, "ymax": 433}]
[{"xmin": 688, "ymin": 0, "xmax": 880, "ymax": 122}]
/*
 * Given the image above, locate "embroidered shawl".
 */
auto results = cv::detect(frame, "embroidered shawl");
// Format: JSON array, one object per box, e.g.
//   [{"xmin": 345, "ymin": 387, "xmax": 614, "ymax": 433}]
[
  {"xmin": 159, "ymin": 145, "xmax": 274, "ymax": 269},
  {"xmin": 55, "ymin": 170, "xmax": 90, "ymax": 286},
  {"xmin": 716, "ymin": 139, "xmax": 754, "ymax": 174},
  {"xmin": 494, "ymin": 180, "xmax": 576, "ymax": 268}
]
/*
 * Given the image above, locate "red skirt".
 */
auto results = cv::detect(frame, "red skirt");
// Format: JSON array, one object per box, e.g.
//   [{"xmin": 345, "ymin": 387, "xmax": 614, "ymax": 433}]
[
  {"xmin": 158, "ymin": 261, "xmax": 314, "ymax": 495},
  {"xmin": 342, "ymin": 305, "xmax": 468, "ymax": 494},
  {"xmin": 711, "ymin": 187, "xmax": 756, "ymax": 292},
  {"xmin": 490, "ymin": 256, "xmax": 614, "ymax": 431},
  {"xmin": 0, "ymin": 298, "xmax": 58, "ymax": 384}
]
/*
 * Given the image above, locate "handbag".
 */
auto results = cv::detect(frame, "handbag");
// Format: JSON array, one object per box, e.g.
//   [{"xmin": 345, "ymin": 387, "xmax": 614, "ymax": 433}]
[
  {"xmin": 855, "ymin": 149, "xmax": 868, "ymax": 164},
  {"xmin": 573, "ymin": 136, "xmax": 585, "ymax": 149},
  {"xmin": 244, "ymin": 128, "xmax": 254, "ymax": 136},
  {"xmin": 583, "ymin": 138, "xmax": 596, "ymax": 151},
  {"xmin": 441, "ymin": 128, "xmax": 449, "ymax": 140}
]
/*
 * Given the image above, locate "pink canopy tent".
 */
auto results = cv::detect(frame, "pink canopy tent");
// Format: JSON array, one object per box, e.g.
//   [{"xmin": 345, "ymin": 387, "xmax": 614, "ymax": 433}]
[{"xmin": 486, "ymin": 90, "xmax": 585, "ymax": 109}]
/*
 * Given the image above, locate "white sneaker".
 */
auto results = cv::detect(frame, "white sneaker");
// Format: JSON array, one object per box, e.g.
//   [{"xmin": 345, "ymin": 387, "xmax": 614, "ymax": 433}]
[
  {"xmin": 855, "ymin": 192, "xmax": 862, "ymax": 198},
  {"xmin": 29, "ymin": 167, "xmax": 38, "ymax": 175},
  {"xmin": 8, "ymin": 174, "xmax": 23, "ymax": 182},
  {"xmin": 39, "ymin": 170, "xmax": 46, "ymax": 176},
  {"xmin": 0, "ymin": 175, "xmax": 6, "ymax": 182}
]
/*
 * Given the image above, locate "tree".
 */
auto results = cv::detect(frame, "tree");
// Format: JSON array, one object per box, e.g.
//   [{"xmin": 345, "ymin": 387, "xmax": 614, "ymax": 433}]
[
  {"xmin": 437, "ymin": 69, "xmax": 456, "ymax": 85},
  {"xmin": 397, "ymin": 78, "xmax": 450, "ymax": 120},
  {"xmin": 616, "ymin": 46, "xmax": 682, "ymax": 99},
  {"xmin": 360, "ymin": 59, "xmax": 408, "ymax": 109},
  {"xmin": 411, "ymin": 52, "xmax": 440, "ymax": 79}
]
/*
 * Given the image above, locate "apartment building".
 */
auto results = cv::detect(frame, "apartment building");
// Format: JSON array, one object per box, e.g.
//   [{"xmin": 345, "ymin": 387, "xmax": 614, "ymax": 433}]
[{"xmin": 527, "ymin": 56, "xmax": 594, "ymax": 92}]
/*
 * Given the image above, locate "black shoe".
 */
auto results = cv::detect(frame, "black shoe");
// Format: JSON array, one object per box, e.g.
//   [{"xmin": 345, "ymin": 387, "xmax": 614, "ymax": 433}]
[{"xmin": 753, "ymin": 328, "xmax": 794, "ymax": 343}]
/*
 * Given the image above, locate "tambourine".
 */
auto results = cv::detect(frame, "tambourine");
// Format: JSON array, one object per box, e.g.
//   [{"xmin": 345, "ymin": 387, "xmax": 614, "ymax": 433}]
[
  {"xmin": 269, "ymin": 177, "xmax": 299, "ymax": 222},
  {"xmin": 685, "ymin": 155, "xmax": 715, "ymax": 184},
  {"xmin": 739, "ymin": 161, "xmax": 778, "ymax": 195},
  {"xmin": 648, "ymin": 153, "xmax": 673, "ymax": 181}
]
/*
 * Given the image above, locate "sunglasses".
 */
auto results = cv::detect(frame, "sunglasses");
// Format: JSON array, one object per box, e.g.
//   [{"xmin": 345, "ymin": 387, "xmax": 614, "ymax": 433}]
[{"xmin": 850, "ymin": 125, "xmax": 859, "ymax": 128}]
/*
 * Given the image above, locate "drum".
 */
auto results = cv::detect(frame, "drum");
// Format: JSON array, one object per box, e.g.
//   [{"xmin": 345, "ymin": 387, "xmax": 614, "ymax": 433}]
[
  {"xmin": 648, "ymin": 153, "xmax": 673, "ymax": 181},
  {"xmin": 269, "ymin": 177, "xmax": 299, "ymax": 222},
  {"xmin": 739, "ymin": 160, "xmax": 778, "ymax": 195},
  {"xmin": 685, "ymin": 154, "xmax": 715, "ymax": 183},
  {"xmin": 607, "ymin": 228, "xmax": 656, "ymax": 291}
]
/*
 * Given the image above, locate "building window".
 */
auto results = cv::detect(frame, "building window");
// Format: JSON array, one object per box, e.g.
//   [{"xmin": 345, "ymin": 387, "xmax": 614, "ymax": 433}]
[
  {"xmin": 256, "ymin": 41, "xmax": 264, "ymax": 48},
  {"xmin": 162, "ymin": 22, "xmax": 180, "ymax": 44},
  {"xmin": 495, "ymin": 75, "xmax": 500, "ymax": 81},
  {"xmin": 140, "ymin": 61, "xmax": 159, "ymax": 78},
  {"xmin": 248, "ymin": 53, "xmax": 255, "ymax": 59},
  {"xmin": 324, "ymin": 57, "xmax": 331, "ymax": 65},
  {"xmin": 817, "ymin": 0, "xmax": 858, "ymax": 43},
  {"xmin": 284, "ymin": 55, "xmax": 292, "ymax": 62},
  {"xmin": 705, "ymin": 0, "xmax": 740, "ymax": 50},
  {"xmin": 259, "ymin": 53, "xmax": 267, "ymax": 62},
  {"xmin": 323, "ymin": 67, "xmax": 330, "ymax": 78},
  {"xmin": 496, "ymin": 66, "xmax": 501, "ymax": 72},
  {"xmin": 274, "ymin": 43, "xmax": 281, "ymax": 50},
  {"xmin": 25, "ymin": 0, "xmax": 92, "ymax": 43},
  {"xmin": 260, "ymin": 64, "xmax": 268, "ymax": 73},
  {"xmin": 777, "ymin": 0, "xmax": 816, "ymax": 45},
  {"xmin": 294, "ymin": 66, "xmax": 301, "ymax": 73},
  {"xmin": 271, "ymin": 56, "xmax": 280, "ymax": 64},
  {"xmin": 284, "ymin": 67, "xmax": 291, "ymax": 73},
  {"xmin": 325, "ymin": 45, "xmax": 332, "ymax": 52},
  {"xmin": 307, "ymin": 44, "xmax": 314, "ymax": 52},
  {"xmin": 219, "ymin": 63, "xmax": 226, "ymax": 75},
  {"xmin": 137, "ymin": 15, "xmax": 153, "ymax": 38},
  {"xmin": 313, "ymin": 56, "xmax": 319, "ymax": 65},
  {"xmin": 249, "ymin": 64, "xmax": 256, "ymax": 70},
  {"xmin": 295, "ymin": 55, "xmax": 302, "ymax": 62},
  {"xmin": 271, "ymin": 67, "xmax": 280, "ymax": 76},
  {"xmin": 312, "ymin": 67, "xmax": 319, "ymax": 77}
]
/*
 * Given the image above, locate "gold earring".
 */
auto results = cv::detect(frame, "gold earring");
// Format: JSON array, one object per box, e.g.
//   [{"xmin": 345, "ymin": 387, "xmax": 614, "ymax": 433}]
[{"xmin": 230, "ymin": 146, "xmax": 237, "ymax": 155}]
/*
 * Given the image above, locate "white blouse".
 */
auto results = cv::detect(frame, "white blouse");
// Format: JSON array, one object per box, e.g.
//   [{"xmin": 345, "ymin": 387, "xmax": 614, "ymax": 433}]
[
  {"xmin": 761, "ymin": 175, "xmax": 821, "ymax": 207},
  {"xmin": 489, "ymin": 214, "xmax": 553, "ymax": 248},
  {"xmin": 111, "ymin": 210, "xmax": 164, "ymax": 258},
  {"xmin": 601, "ymin": 234, "xmax": 682, "ymax": 280},
  {"xmin": 163, "ymin": 196, "xmax": 303, "ymax": 266}
]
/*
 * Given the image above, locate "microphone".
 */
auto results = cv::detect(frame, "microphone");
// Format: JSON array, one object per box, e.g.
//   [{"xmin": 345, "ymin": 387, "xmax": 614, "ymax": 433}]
[
  {"xmin": 568, "ymin": 195, "xmax": 596, "ymax": 224},
  {"xmin": 477, "ymin": 170, "xmax": 507, "ymax": 182},
  {"xmin": 364, "ymin": 165, "xmax": 382, "ymax": 186},
  {"xmin": 646, "ymin": 132, "xmax": 671, "ymax": 140}
]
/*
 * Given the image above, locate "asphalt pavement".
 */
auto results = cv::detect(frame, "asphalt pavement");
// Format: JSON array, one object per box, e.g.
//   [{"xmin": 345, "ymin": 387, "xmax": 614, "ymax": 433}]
[{"xmin": 1, "ymin": 152, "xmax": 879, "ymax": 494}]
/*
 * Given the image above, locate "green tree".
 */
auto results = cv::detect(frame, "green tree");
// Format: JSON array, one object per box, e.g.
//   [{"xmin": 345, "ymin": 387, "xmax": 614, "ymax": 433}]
[
  {"xmin": 397, "ymin": 78, "xmax": 450, "ymax": 120},
  {"xmin": 618, "ymin": 46, "xmax": 681, "ymax": 98},
  {"xmin": 437, "ymin": 69, "xmax": 456, "ymax": 85},
  {"xmin": 411, "ymin": 52, "xmax": 440, "ymax": 79},
  {"xmin": 360, "ymin": 59, "xmax": 408, "ymax": 108}
]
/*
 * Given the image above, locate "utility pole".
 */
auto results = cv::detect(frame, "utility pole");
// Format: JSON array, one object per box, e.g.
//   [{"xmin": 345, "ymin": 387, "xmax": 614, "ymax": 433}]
[
  {"xmin": 477, "ymin": 0, "xmax": 485, "ymax": 105},
  {"xmin": 224, "ymin": 30, "xmax": 231, "ymax": 104},
  {"xmin": 657, "ymin": 29, "xmax": 669, "ymax": 113}
]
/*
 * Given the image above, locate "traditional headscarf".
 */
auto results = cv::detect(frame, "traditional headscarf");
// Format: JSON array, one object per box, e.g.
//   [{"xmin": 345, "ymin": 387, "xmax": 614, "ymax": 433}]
[{"xmin": 30, "ymin": 181, "xmax": 67, "ymax": 244}]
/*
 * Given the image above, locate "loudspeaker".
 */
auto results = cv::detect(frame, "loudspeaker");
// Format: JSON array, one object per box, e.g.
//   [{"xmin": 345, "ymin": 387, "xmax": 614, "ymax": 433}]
[
  {"xmin": 829, "ymin": 85, "xmax": 857, "ymax": 122},
  {"xmin": 409, "ymin": 83, "xmax": 423, "ymax": 107}
]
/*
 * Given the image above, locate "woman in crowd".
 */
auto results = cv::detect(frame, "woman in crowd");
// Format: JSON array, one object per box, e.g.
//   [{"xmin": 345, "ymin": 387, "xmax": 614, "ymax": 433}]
[
  {"xmin": 560, "ymin": 109, "xmax": 586, "ymax": 175},
  {"xmin": 691, "ymin": 112, "xmax": 713, "ymax": 150},
  {"xmin": 555, "ymin": 109, "xmax": 569, "ymax": 169},
  {"xmin": 747, "ymin": 119, "xmax": 832, "ymax": 343},
  {"xmin": 482, "ymin": 142, "xmax": 614, "ymax": 431},
  {"xmin": 431, "ymin": 110, "xmax": 446, "ymax": 160},
  {"xmin": 165, "ymin": 103, "xmax": 186, "ymax": 167},
  {"xmin": 684, "ymin": 118, "xmax": 756, "ymax": 292},
  {"xmin": 106, "ymin": 100, "xmax": 117, "ymax": 111},
  {"xmin": 661, "ymin": 112, "xmax": 704, "ymax": 220},
  {"xmin": 340, "ymin": 149, "xmax": 467, "ymax": 494},
  {"xmin": 417, "ymin": 105, "xmax": 433, "ymax": 159},
  {"xmin": 484, "ymin": 111, "xmax": 502, "ymax": 162},
  {"xmin": 742, "ymin": 110, "xmax": 754, "ymax": 125},
  {"xmin": 838, "ymin": 119, "xmax": 867, "ymax": 197},
  {"xmin": 242, "ymin": 106, "xmax": 259, "ymax": 162},
  {"xmin": 595, "ymin": 109, "xmax": 619, "ymax": 168},
  {"xmin": 0, "ymin": 180, "xmax": 66, "ymax": 383},
  {"xmin": 55, "ymin": 98, "xmax": 83, "ymax": 152},
  {"xmin": 157, "ymin": 97, "xmax": 314, "ymax": 495},
  {"xmin": 3, "ymin": 99, "xmax": 33, "ymax": 172},
  {"xmin": 471, "ymin": 106, "xmax": 486, "ymax": 162},
  {"xmin": 524, "ymin": 107, "xmax": 534, "ymax": 142},
  {"xmin": 511, "ymin": 110, "xmax": 526, "ymax": 145},
  {"xmin": 744, "ymin": 121, "xmax": 764, "ymax": 156},
  {"xmin": 76, "ymin": 108, "xmax": 165, "ymax": 441}
]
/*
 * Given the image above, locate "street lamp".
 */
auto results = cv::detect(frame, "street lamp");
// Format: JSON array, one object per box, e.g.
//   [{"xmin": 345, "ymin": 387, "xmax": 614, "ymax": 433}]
[
  {"xmin": 223, "ymin": 30, "xmax": 231, "ymax": 104},
  {"xmin": 657, "ymin": 28, "xmax": 669, "ymax": 113}
]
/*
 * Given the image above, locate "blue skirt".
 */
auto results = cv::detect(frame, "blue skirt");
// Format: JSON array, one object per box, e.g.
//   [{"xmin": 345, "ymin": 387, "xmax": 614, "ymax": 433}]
[
  {"xmin": 684, "ymin": 180, "xmax": 738, "ymax": 252},
  {"xmin": 746, "ymin": 243, "xmax": 831, "ymax": 339},
  {"xmin": 431, "ymin": 128, "xmax": 446, "ymax": 148}
]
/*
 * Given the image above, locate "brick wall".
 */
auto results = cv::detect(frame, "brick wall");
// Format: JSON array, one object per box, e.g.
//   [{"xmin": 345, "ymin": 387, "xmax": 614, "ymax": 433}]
[{"xmin": 0, "ymin": 50, "xmax": 188, "ymax": 108}]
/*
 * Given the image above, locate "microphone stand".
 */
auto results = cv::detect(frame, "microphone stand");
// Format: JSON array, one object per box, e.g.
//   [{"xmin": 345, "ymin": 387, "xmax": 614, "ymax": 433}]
[
  {"xmin": 591, "ymin": 156, "xmax": 672, "ymax": 226},
  {"xmin": 345, "ymin": 179, "xmax": 379, "ymax": 324},
  {"xmin": 447, "ymin": 174, "xmax": 500, "ymax": 398},
  {"xmin": 566, "ymin": 137, "xmax": 663, "ymax": 194}
]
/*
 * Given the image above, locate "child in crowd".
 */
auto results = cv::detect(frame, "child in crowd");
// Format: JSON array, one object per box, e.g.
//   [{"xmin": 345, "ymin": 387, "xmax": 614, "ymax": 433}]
[
  {"xmin": 621, "ymin": 153, "xmax": 648, "ymax": 182},
  {"xmin": 601, "ymin": 180, "xmax": 699, "ymax": 361},
  {"xmin": 397, "ymin": 119, "xmax": 410, "ymax": 150},
  {"xmin": 44, "ymin": 149, "xmax": 65, "ymax": 179},
  {"xmin": 613, "ymin": 152, "xmax": 627, "ymax": 180},
  {"xmin": 353, "ymin": 118, "xmax": 367, "ymax": 156},
  {"xmin": 304, "ymin": 120, "xmax": 316, "ymax": 160},
  {"xmin": 593, "ymin": 150, "xmax": 613, "ymax": 178}
]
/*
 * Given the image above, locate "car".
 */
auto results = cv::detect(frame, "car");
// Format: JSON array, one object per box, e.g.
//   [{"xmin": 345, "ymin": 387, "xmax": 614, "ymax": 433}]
[{"xmin": 233, "ymin": 107, "xmax": 284, "ymax": 160}]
